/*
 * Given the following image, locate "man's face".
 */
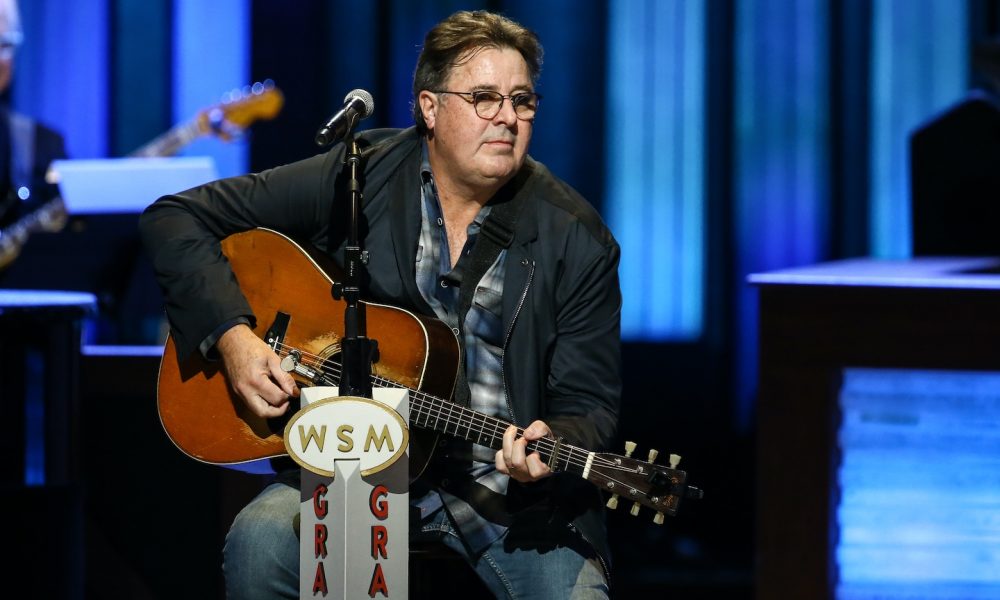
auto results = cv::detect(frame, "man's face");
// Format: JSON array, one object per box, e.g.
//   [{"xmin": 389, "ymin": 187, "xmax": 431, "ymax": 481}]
[{"xmin": 420, "ymin": 46, "xmax": 534, "ymax": 194}]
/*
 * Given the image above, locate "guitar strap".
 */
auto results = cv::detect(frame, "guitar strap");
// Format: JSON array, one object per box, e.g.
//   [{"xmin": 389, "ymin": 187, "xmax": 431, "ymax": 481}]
[{"xmin": 450, "ymin": 168, "xmax": 530, "ymax": 408}]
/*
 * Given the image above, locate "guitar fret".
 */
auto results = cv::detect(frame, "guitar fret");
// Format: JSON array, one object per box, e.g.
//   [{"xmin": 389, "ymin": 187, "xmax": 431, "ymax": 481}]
[
  {"xmin": 477, "ymin": 414, "xmax": 491, "ymax": 445},
  {"xmin": 413, "ymin": 396, "xmax": 427, "ymax": 428},
  {"xmin": 493, "ymin": 421, "xmax": 503, "ymax": 444},
  {"xmin": 563, "ymin": 446, "xmax": 574, "ymax": 474},
  {"xmin": 486, "ymin": 415, "xmax": 499, "ymax": 446},
  {"xmin": 419, "ymin": 397, "xmax": 432, "ymax": 429},
  {"xmin": 459, "ymin": 406, "xmax": 472, "ymax": 440},
  {"xmin": 440, "ymin": 401, "xmax": 450, "ymax": 433},
  {"xmin": 423, "ymin": 397, "xmax": 434, "ymax": 429},
  {"xmin": 469, "ymin": 410, "xmax": 484, "ymax": 443},
  {"xmin": 484, "ymin": 415, "xmax": 501, "ymax": 449},
  {"xmin": 442, "ymin": 402, "xmax": 454, "ymax": 435},
  {"xmin": 454, "ymin": 404, "xmax": 465, "ymax": 437},
  {"xmin": 425, "ymin": 400, "xmax": 437, "ymax": 429},
  {"xmin": 460, "ymin": 407, "xmax": 471, "ymax": 440}
]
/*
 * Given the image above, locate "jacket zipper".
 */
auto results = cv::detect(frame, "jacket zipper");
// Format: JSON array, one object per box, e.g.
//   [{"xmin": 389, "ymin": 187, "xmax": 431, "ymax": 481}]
[
  {"xmin": 500, "ymin": 258, "xmax": 613, "ymax": 586},
  {"xmin": 500, "ymin": 258, "xmax": 534, "ymax": 422}
]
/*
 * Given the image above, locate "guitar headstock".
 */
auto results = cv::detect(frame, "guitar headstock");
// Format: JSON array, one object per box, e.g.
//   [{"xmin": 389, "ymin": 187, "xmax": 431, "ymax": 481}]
[
  {"xmin": 197, "ymin": 80, "xmax": 285, "ymax": 139},
  {"xmin": 587, "ymin": 441, "xmax": 703, "ymax": 524}
]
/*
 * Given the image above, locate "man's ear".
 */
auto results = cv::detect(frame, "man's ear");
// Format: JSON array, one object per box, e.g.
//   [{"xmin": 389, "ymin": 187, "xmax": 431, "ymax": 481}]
[{"xmin": 418, "ymin": 90, "xmax": 437, "ymax": 130}]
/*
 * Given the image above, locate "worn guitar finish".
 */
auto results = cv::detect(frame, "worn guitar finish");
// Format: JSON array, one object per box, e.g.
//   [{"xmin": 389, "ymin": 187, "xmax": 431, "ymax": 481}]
[
  {"xmin": 157, "ymin": 228, "xmax": 458, "ymax": 475},
  {"xmin": 156, "ymin": 228, "xmax": 701, "ymax": 519}
]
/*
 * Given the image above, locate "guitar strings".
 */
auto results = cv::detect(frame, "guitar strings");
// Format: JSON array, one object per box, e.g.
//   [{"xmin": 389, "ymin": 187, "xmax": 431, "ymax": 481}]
[
  {"xmin": 271, "ymin": 340, "xmax": 648, "ymax": 479},
  {"xmin": 272, "ymin": 340, "xmax": 599, "ymax": 464},
  {"xmin": 282, "ymin": 347, "xmax": 669, "ymax": 503},
  {"xmin": 268, "ymin": 341, "xmax": 664, "ymax": 484}
]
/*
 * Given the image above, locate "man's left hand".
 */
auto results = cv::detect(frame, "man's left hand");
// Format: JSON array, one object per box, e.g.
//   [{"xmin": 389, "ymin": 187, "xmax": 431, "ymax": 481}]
[{"xmin": 496, "ymin": 421, "xmax": 554, "ymax": 482}]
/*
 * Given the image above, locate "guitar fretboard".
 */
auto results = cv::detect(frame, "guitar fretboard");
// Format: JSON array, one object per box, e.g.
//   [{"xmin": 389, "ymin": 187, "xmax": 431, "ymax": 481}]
[
  {"xmin": 129, "ymin": 119, "xmax": 203, "ymax": 158},
  {"xmin": 367, "ymin": 376, "xmax": 588, "ymax": 477}
]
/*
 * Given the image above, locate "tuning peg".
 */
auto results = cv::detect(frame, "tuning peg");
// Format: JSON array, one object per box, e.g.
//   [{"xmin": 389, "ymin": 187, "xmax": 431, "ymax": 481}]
[
  {"xmin": 653, "ymin": 511, "xmax": 665, "ymax": 525},
  {"xmin": 669, "ymin": 453, "xmax": 681, "ymax": 468},
  {"xmin": 630, "ymin": 501, "xmax": 641, "ymax": 516},
  {"xmin": 647, "ymin": 448, "xmax": 659, "ymax": 463},
  {"xmin": 608, "ymin": 442, "xmax": 638, "ymax": 511}
]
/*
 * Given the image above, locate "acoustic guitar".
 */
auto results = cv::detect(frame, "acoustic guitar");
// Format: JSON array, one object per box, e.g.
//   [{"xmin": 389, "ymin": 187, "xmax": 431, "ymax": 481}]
[
  {"xmin": 0, "ymin": 80, "xmax": 284, "ymax": 270},
  {"xmin": 156, "ymin": 228, "xmax": 702, "ymax": 522}
]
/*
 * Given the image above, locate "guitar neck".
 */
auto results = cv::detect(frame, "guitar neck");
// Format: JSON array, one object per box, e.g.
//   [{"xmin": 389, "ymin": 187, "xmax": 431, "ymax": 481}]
[
  {"xmin": 0, "ymin": 196, "xmax": 66, "ymax": 269},
  {"xmin": 393, "ymin": 383, "xmax": 590, "ymax": 477},
  {"xmin": 128, "ymin": 118, "xmax": 203, "ymax": 158}
]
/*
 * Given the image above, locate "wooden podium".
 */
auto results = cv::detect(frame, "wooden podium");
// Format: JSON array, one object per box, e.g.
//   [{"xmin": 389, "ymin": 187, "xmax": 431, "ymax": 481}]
[{"xmin": 750, "ymin": 257, "xmax": 1000, "ymax": 598}]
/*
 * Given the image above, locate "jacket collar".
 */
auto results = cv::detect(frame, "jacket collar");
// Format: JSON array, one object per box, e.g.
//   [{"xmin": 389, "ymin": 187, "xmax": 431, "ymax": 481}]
[{"xmin": 372, "ymin": 128, "xmax": 541, "ymax": 313}]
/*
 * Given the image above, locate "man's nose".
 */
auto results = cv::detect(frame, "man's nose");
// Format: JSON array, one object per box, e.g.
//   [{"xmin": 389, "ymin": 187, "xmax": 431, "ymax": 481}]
[{"xmin": 492, "ymin": 97, "xmax": 519, "ymax": 125}]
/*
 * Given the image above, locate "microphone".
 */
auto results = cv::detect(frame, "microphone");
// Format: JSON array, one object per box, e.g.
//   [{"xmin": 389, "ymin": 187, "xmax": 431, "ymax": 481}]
[{"xmin": 315, "ymin": 89, "xmax": 375, "ymax": 146}]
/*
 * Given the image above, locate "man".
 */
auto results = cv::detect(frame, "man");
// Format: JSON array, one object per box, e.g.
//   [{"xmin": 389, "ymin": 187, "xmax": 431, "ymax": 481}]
[
  {"xmin": 0, "ymin": 0, "xmax": 66, "ymax": 252},
  {"xmin": 140, "ymin": 10, "xmax": 621, "ymax": 599}
]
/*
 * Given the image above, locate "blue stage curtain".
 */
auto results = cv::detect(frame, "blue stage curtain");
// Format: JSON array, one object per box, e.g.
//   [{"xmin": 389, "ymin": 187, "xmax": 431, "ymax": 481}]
[
  {"xmin": 733, "ymin": 0, "xmax": 831, "ymax": 427},
  {"xmin": 869, "ymin": 0, "xmax": 967, "ymax": 258},
  {"xmin": 605, "ymin": 0, "xmax": 707, "ymax": 341},
  {"xmin": 112, "ymin": 0, "xmax": 171, "ymax": 157},
  {"xmin": 14, "ymin": 0, "xmax": 110, "ymax": 159},
  {"xmin": 173, "ymin": 0, "xmax": 250, "ymax": 177}
]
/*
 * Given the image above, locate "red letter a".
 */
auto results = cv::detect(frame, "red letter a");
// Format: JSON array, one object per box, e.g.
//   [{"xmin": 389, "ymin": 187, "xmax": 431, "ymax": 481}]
[
  {"xmin": 367, "ymin": 563, "xmax": 388, "ymax": 597},
  {"xmin": 313, "ymin": 561, "xmax": 328, "ymax": 595}
]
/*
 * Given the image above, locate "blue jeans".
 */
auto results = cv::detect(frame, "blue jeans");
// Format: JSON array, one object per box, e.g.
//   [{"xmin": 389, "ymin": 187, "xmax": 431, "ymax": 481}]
[{"xmin": 223, "ymin": 481, "xmax": 609, "ymax": 599}]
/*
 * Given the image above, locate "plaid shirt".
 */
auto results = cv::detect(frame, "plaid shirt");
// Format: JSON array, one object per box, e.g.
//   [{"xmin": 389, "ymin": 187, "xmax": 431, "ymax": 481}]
[{"xmin": 411, "ymin": 143, "xmax": 512, "ymax": 554}]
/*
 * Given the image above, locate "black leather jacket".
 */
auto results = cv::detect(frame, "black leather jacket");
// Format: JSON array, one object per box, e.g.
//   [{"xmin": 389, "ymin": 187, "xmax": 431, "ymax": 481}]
[{"xmin": 139, "ymin": 127, "xmax": 622, "ymax": 570}]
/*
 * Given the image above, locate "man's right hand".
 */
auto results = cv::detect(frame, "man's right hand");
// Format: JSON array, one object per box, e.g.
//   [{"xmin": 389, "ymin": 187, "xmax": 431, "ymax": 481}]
[{"xmin": 216, "ymin": 323, "xmax": 299, "ymax": 418}]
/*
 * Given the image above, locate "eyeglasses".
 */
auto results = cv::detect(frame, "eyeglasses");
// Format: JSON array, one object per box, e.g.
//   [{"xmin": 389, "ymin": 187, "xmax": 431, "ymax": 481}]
[{"xmin": 433, "ymin": 90, "xmax": 542, "ymax": 121}]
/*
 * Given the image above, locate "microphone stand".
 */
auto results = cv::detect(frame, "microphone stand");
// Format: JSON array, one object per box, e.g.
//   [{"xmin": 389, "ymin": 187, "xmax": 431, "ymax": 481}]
[{"xmin": 333, "ymin": 130, "xmax": 378, "ymax": 398}]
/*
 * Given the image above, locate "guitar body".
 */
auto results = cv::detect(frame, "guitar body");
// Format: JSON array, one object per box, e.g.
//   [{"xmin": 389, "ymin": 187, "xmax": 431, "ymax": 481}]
[{"xmin": 156, "ymin": 228, "xmax": 460, "ymax": 475}]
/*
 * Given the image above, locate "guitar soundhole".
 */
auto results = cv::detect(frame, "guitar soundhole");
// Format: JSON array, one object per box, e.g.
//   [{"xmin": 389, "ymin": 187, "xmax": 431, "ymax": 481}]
[{"xmin": 317, "ymin": 347, "xmax": 342, "ymax": 388}]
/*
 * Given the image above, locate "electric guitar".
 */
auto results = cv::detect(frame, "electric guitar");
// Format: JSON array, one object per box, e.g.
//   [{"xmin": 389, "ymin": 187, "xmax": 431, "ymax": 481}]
[
  {"xmin": 156, "ymin": 228, "xmax": 702, "ymax": 522},
  {"xmin": 0, "ymin": 81, "xmax": 284, "ymax": 270}
]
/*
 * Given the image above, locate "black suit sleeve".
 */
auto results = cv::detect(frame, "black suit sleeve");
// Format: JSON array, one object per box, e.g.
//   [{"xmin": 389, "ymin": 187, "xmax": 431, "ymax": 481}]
[{"xmin": 138, "ymin": 148, "xmax": 344, "ymax": 360}]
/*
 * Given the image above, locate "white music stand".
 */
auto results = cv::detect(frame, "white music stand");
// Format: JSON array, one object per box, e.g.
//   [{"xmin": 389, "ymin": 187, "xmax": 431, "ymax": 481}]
[{"xmin": 49, "ymin": 156, "xmax": 219, "ymax": 215}]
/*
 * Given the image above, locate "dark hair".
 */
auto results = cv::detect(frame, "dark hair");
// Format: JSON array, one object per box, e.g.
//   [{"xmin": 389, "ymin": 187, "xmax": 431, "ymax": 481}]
[{"xmin": 412, "ymin": 10, "xmax": 543, "ymax": 135}]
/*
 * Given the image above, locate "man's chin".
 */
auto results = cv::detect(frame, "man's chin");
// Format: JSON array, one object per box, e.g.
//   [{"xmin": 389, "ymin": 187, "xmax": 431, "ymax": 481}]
[
  {"xmin": 478, "ymin": 167, "xmax": 520, "ymax": 187},
  {"xmin": 479, "ymin": 155, "xmax": 524, "ymax": 178}
]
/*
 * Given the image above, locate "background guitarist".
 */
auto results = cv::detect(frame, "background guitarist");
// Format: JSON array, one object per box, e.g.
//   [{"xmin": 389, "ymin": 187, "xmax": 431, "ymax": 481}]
[
  {"xmin": 0, "ymin": 0, "xmax": 66, "ymax": 241},
  {"xmin": 140, "ymin": 11, "xmax": 623, "ymax": 600}
]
